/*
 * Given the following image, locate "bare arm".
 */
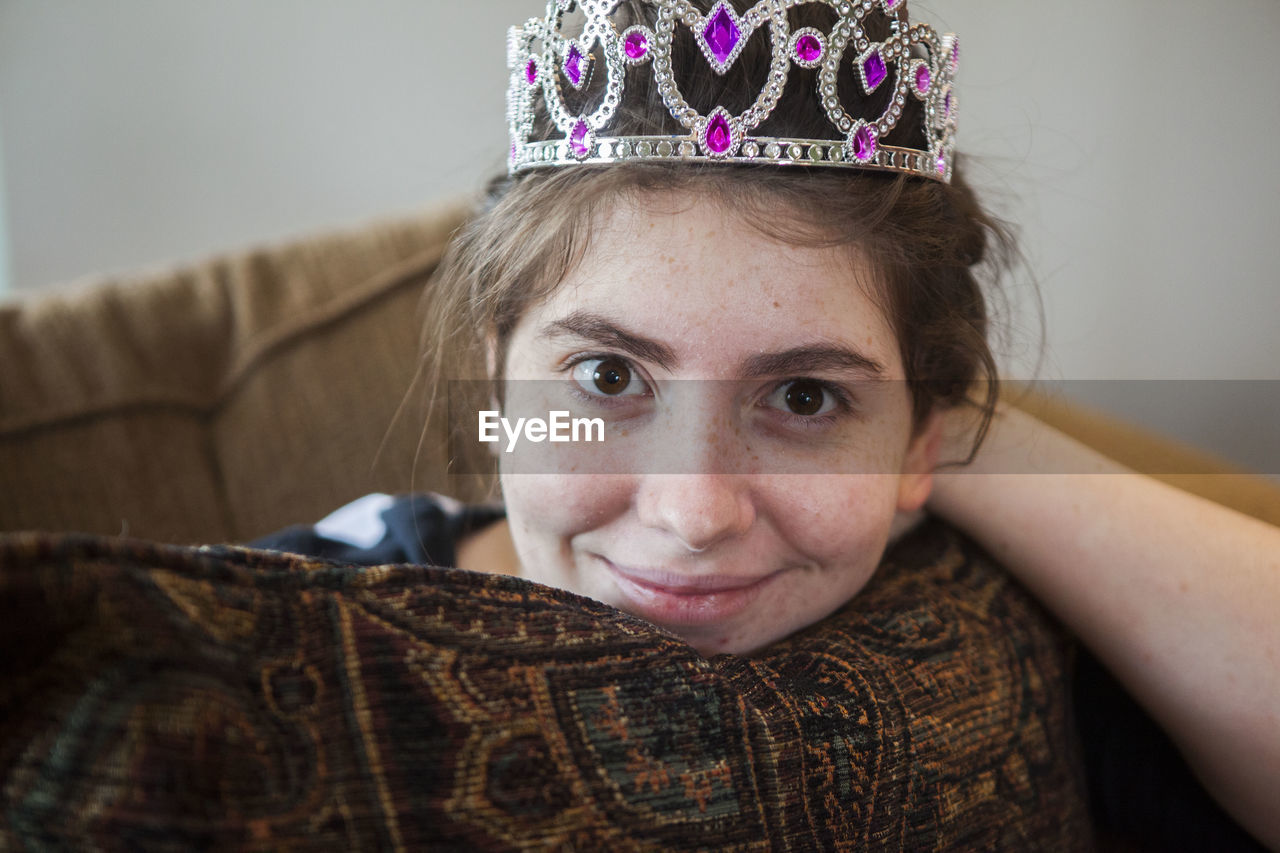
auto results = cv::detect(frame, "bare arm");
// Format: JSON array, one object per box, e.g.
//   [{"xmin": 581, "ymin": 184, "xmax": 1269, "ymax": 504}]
[{"xmin": 928, "ymin": 403, "xmax": 1280, "ymax": 850}]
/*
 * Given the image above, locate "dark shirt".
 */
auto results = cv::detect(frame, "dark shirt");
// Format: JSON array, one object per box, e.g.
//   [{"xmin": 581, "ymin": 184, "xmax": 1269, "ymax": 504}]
[{"xmin": 251, "ymin": 492, "xmax": 505, "ymax": 568}]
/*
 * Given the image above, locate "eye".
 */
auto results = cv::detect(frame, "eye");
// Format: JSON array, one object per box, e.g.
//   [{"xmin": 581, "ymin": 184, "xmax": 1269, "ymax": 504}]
[
  {"xmin": 765, "ymin": 379, "xmax": 840, "ymax": 418},
  {"xmin": 570, "ymin": 357, "xmax": 648, "ymax": 397}
]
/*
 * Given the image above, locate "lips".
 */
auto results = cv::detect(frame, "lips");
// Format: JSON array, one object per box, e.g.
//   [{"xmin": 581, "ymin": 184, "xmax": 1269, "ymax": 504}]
[{"xmin": 600, "ymin": 556, "xmax": 783, "ymax": 627}]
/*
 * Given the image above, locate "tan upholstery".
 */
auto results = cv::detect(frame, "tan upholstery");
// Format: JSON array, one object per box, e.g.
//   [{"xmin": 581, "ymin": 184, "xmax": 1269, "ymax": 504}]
[
  {"xmin": 2, "ymin": 198, "xmax": 1277, "ymax": 543},
  {"xmin": 0, "ymin": 201, "xmax": 487, "ymax": 544}
]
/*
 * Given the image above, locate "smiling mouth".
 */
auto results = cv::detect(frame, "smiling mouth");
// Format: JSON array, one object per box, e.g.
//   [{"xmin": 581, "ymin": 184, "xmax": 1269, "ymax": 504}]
[{"xmin": 598, "ymin": 556, "xmax": 784, "ymax": 626}]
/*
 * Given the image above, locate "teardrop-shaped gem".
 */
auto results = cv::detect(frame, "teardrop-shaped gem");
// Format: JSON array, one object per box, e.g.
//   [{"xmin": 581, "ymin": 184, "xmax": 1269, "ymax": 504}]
[
  {"xmin": 849, "ymin": 122, "xmax": 878, "ymax": 164},
  {"xmin": 569, "ymin": 120, "xmax": 592, "ymax": 158},
  {"xmin": 525, "ymin": 58, "xmax": 538, "ymax": 86},
  {"xmin": 707, "ymin": 115, "xmax": 732, "ymax": 154},
  {"xmin": 701, "ymin": 108, "xmax": 737, "ymax": 157}
]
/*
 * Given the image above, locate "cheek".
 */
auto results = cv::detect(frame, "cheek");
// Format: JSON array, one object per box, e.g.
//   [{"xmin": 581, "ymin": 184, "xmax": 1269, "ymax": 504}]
[
  {"xmin": 748, "ymin": 476, "xmax": 902, "ymax": 643},
  {"xmin": 772, "ymin": 474, "xmax": 904, "ymax": 561},
  {"xmin": 500, "ymin": 473, "xmax": 632, "ymax": 547}
]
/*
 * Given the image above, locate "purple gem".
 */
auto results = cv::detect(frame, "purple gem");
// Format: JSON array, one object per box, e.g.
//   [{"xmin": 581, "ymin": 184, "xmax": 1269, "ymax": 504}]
[
  {"xmin": 885, "ymin": 0, "xmax": 901, "ymax": 8},
  {"xmin": 862, "ymin": 51, "xmax": 887, "ymax": 91},
  {"xmin": 570, "ymin": 120, "xmax": 591, "ymax": 157},
  {"xmin": 936, "ymin": 153, "xmax": 947, "ymax": 175},
  {"xmin": 915, "ymin": 64, "xmax": 931, "ymax": 94},
  {"xmin": 705, "ymin": 112, "xmax": 733, "ymax": 154},
  {"xmin": 944, "ymin": 91, "xmax": 953, "ymax": 118},
  {"xmin": 703, "ymin": 5, "xmax": 741, "ymax": 65},
  {"xmin": 625, "ymin": 30, "xmax": 649, "ymax": 60},
  {"xmin": 525, "ymin": 58, "xmax": 538, "ymax": 85},
  {"xmin": 795, "ymin": 34, "xmax": 822, "ymax": 64},
  {"xmin": 565, "ymin": 44, "xmax": 585, "ymax": 86},
  {"xmin": 852, "ymin": 125, "xmax": 877, "ymax": 162},
  {"xmin": 951, "ymin": 39, "xmax": 960, "ymax": 72}
]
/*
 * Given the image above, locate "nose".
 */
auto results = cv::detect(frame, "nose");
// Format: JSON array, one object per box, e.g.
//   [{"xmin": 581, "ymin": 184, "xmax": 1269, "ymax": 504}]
[{"xmin": 635, "ymin": 474, "xmax": 756, "ymax": 553}]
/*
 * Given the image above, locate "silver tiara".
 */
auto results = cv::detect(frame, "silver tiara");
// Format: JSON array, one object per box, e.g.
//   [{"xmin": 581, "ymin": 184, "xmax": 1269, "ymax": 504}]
[{"xmin": 507, "ymin": 0, "xmax": 959, "ymax": 182}]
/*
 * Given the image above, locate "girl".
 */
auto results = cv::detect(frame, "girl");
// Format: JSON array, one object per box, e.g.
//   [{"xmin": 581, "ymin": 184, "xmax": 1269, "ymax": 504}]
[{"xmin": 260, "ymin": 0, "xmax": 1280, "ymax": 847}]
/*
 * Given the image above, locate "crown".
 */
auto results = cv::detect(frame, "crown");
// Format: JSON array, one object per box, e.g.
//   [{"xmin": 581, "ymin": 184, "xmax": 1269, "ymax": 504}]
[{"xmin": 507, "ymin": 0, "xmax": 959, "ymax": 182}]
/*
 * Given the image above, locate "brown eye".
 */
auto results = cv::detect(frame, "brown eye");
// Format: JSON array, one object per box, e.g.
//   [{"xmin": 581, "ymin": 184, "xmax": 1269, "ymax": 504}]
[
  {"xmin": 784, "ymin": 380, "xmax": 826, "ymax": 416},
  {"xmin": 571, "ymin": 357, "xmax": 648, "ymax": 399},
  {"xmin": 592, "ymin": 358, "xmax": 632, "ymax": 395}
]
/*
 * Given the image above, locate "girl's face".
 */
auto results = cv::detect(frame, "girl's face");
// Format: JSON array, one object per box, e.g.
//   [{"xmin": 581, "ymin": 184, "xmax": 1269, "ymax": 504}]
[{"xmin": 498, "ymin": 191, "xmax": 941, "ymax": 655}]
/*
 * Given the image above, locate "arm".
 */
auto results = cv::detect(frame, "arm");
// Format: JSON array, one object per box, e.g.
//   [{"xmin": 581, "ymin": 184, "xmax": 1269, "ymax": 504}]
[{"xmin": 928, "ymin": 403, "xmax": 1280, "ymax": 850}]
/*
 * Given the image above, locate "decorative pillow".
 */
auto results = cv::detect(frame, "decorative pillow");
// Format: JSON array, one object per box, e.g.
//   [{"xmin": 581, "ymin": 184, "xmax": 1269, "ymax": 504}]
[{"xmin": 0, "ymin": 519, "xmax": 1091, "ymax": 850}]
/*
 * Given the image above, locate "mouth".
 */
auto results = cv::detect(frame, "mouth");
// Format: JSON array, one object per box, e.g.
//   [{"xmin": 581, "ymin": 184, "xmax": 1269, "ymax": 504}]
[{"xmin": 598, "ymin": 556, "xmax": 784, "ymax": 627}]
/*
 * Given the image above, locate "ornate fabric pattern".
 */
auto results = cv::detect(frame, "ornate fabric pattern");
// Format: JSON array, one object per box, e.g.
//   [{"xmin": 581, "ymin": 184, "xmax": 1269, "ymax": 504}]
[{"xmin": 0, "ymin": 519, "xmax": 1090, "ymax": 850}]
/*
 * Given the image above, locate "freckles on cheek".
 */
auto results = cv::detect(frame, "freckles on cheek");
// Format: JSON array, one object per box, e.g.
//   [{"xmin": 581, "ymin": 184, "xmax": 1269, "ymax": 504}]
[
  {"xmin": 785, "ymin": 476, "xmax": 897, "ymax": 521},
  {"xmin": 501, "ymin": 474, "xmax": 630, "ymax": 536},
  {"xmin": 780, "ymin": 477, "xmax": 901, "ymax": 560}
]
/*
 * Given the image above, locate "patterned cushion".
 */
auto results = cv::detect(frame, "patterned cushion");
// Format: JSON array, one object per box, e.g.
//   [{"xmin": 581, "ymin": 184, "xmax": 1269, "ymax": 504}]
[{"xmin": 0, "ymin": 519, "xmax": 1091, "ymax": 850}]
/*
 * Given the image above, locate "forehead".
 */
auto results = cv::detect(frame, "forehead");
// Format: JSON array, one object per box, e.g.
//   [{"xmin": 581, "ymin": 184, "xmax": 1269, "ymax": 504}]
[{"xmin": 526, "ymin": 190, "xmax": 903, "ymax": 377}]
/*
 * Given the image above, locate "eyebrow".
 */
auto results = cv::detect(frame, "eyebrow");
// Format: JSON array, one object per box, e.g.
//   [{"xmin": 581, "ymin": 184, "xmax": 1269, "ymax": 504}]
[
  {"xmin": 540, "ymin": 311, "xmax": 887, "ymax": 378},
  {"xmin": 541, "ymin": 312, "xmax": 678, "ymax": 371},
  {"xmin": 742, "ymin": 346, "xmax": 887, "ymax": 379}
]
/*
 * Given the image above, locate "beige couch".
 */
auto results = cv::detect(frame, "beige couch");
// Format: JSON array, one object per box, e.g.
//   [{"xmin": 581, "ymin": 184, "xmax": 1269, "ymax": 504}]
[{"xmin": 2, "ymin": 198, "xmax": 1278, "ymax": 544}]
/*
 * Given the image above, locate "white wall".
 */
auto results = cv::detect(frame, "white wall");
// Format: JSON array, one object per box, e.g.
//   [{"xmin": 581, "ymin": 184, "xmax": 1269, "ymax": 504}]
[
  {"xmin": 0, "ymin": 1, "xmax": 517, "ymax": 290},
  {"xmin": 1, "ymin": 1, "xmax": 1276, "ymax": 472},
  {"xmin": 932, "ymin": 0, "xmax": 1280, "ymax": 474},
  {"xmin": 0, "ymin": 111, "xmax": 11, "ymax": 297}
]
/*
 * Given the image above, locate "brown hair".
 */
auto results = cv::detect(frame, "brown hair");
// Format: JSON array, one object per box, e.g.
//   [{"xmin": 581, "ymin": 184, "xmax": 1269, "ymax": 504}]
[{"xmin": 421, "ymin": 0, "xmax": 1019, "ymax": 479}]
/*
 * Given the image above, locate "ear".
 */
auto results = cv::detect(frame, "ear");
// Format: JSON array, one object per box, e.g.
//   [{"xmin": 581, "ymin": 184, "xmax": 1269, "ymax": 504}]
[{"xmin": 896, "ymin": 408, "xmax": 946, "ymax": 513}]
